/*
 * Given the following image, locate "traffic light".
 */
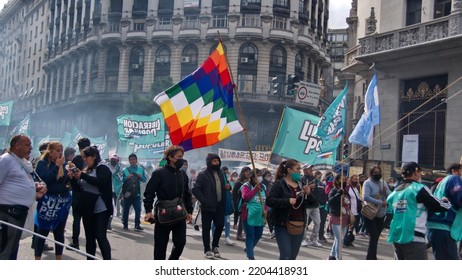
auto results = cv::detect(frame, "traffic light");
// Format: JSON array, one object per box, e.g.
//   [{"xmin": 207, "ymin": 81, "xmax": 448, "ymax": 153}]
[
  {"xmin": 342, "ymin": 144, "xmax": 349, "ymax": 159},
  {"xmin": 271, "ymin": 75, "xmax": 283, "ymax": 95},
  {"xmin": 287, "ymin": 74, "xmax": 300, "ymax": 95}
]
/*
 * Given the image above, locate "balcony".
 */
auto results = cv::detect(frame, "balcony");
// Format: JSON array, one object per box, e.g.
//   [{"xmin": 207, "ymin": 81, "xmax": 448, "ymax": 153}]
[{"xmin": 353, "ymin": 15, "xmax": 462, "ymax": 66}]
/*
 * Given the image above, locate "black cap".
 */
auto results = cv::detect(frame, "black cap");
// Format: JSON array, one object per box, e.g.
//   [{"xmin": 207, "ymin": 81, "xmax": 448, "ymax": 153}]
[{"xmin": 401, "ymin": 162, "xmax": 421, "ymax": 176}]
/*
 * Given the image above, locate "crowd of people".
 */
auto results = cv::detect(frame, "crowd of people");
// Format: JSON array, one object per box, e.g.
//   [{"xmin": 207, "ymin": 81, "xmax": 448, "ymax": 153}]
[{"xmin": 1, "ymin": 134, "xmax": 462, "ymax": 261}]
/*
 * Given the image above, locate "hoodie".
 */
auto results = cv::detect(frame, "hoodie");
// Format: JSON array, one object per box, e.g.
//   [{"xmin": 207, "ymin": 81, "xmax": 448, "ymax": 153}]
[{"xmin": 192, "ymin": 153, "xmax": 227, "ymax": 212}]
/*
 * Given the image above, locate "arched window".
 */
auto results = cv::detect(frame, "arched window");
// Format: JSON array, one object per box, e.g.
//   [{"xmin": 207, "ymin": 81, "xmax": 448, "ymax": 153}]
[
  {"xmin": 295, "ymin": 52, "xmax": 304, "ymax": 81},
  {"xmin": 105, "ymin": 47, "xmax": 120, "ymax": 92},
  {"xmin": 269, "ymin": 45, "xmax": 287, "ymax": 96},
  {"xmin": 237, "ymin": 43, "xmax": 258, "ymax": 94},
  {"xmin": 154, "ymin": 45, "xmax": 171, "ymax": 81},
  {"xmin": 181, "ymin": 44, "xmax": 198, "ymax": 78},
  {"xmin": 129, "ymin": 46, "xmax": 145, "ymax": 92}
]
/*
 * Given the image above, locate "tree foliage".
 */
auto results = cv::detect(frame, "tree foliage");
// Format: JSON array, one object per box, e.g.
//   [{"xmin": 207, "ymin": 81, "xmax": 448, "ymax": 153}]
[{"xmin": 123, "ymin": 77, "xmax": 174, "ymax": 115}]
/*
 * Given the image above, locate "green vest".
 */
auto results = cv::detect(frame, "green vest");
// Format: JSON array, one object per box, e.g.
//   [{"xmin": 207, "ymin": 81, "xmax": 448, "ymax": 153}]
[
  {"xmin": 387, "ymin": 182, "xmax": 425, "ymax": 244},
  {"xmin": 430, "ymin": 176, "xmax": 462, "ymax": 241},
  {"xmin": 243, "ymin": 183, "xmax": 267, "ymax": 227}
]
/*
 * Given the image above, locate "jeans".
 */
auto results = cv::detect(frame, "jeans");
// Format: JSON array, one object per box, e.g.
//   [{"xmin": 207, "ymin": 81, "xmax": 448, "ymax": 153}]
[
  {"xmin": 201, "ymin": 206, "xmax": 225, "ymax": 252},
  {"xmin": 82, "ymin": 211, "xmax": 111, "ymax": 260},
  {"xmin": 305, "ymin": 207, "xmax": 321, "ymax": 241},
  {"xmin": 112, "ymin": 192, "xmax": 121, "ymax": 216},
  {"xmin": 364, "ymin": 216, "xmax": 384, "ymax": 260},
  {"xmin": 243, "ymin": 221, "xmax": 264, "ymax": 259},
  {"xmin": 154, "ymin": 221, "xmax": 187, "ymax": 260},
  {"xmin": 330, "ymin": 223, "xmax": 347, "ymax": 259},
  {"xmin": 122, "ymin": 195, "xmax": 141, "ymax": 228},
  {"xmin": 274, "ymin": 225, "xmax": 304, "ymax": 260}
]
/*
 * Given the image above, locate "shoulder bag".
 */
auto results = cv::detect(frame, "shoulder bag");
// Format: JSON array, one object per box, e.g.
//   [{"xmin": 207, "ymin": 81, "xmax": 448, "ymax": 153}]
[
  {"xmin": 155, "ymin": 172, "xmax": 187, "ymax": 225},
  {"xmin": 361, "ymin": 201, "xmax": 379, "ymax": 220}
]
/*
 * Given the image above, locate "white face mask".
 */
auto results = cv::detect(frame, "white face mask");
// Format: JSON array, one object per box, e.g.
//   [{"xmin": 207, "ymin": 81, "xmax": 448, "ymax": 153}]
[{"xmin": 258, "ymin": 176, "xmax": 263, "ymax": 182}]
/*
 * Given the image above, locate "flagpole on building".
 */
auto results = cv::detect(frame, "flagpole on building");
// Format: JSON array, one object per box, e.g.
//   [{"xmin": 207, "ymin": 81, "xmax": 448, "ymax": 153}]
[{"xmin": 218, "ymin": 32, "xmax": 265, "ymax": 220}]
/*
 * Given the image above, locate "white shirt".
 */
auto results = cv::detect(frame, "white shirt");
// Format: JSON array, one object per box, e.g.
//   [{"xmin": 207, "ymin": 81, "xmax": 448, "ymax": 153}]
[{"xmin": 0, "ymin": 153, "xmax": 36, "ymax": 207}]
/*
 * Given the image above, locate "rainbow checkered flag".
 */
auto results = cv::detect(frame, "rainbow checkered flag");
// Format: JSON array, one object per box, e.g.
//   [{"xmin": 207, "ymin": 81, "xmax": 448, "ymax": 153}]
[{"xmin": 154, "ymin": 42, "xmax": 243, "ymax": 151}]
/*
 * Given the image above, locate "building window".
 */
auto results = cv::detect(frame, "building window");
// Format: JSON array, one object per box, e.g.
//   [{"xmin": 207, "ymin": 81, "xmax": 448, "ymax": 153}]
[
  {"xmin": 133, "ymin": 21, "xmax": 145, "ymax": 31},
  {"xmin": 240, "ymin": 14, "xmax": 261, "ymax": 27},
  {"xmin": 183, "ymin": 16, "xmax": 200, "ymax": 29},
  {"xmin": 313, "ymin": 65, "xmax": 319, "ymax": 84},
  {"xmin": 272, "ymin": 16, "xmax": 287, "ymax": 30},
  {"xmin": 295, "ymin": 52, "xmax": 304, "ymax": 80},
  {"xmin": 155, "ymin": 46, "xmax": 171, "ymax": 81},
  {"xmin": 270, "ymin": 46, "xmax": 286, "ymax": 68},
  {"xmin": 156, "ymin": 18, "xmax": 172, "ymax": 30},
  {"xmin": 212, "ymin": 14, "xmax": 228, "ymax": 28},
  {"xmin": 181, "ymin": 45, "xmax": 199, "ymax": 78},
  {"xmin": 105, "ymin": 47, "xmax": 120, "ymax": 92},
  {"xmin": 239, "ymin": 43, "xmax": 258, "ymax": 65},
  {"xmin": 237, "ymin": 74, "xmax": 257, "ymax": 93},
  {"xmin": 110, "ymin": 0, "xmax": 123, "ymax": 13},
  {"xmin": 406, "ymin": 0, "xmax": 422, "ymax": 26},
  {"xmin": 434, "ymin": 0, "xmax": 451, "ymax": 19},
  {"xmin": 274, "ymin": 0, "xmax": 289, "ymax": 8}
]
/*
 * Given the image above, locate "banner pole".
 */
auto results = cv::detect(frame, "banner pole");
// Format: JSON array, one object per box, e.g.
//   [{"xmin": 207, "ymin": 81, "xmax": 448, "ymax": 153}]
[
  {"xmin": 267, "ymin": 106, "xmax": 286, "ymax": 169},
  {"xmin": 339, "ymin": 137, "xmax": 345, "ymax": 260}
]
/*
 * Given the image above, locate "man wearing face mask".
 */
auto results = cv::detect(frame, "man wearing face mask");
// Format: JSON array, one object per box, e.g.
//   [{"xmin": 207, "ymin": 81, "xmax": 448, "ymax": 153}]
[
  {"xmin": 362, "ymin": 165, "xmax": 391, "ymax": 260},
  {"xmin": 192, "ymin": 153, "xmax": 230, "ymax": 259},
  {"xmin": 143, "ymin": 145, "xmax": 193, "ymax": 260}
]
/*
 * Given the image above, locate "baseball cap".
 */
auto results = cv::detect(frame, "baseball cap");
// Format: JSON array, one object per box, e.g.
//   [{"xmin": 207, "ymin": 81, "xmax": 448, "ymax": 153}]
[
  {"xmin": 401, "ymin": 162, "xmax": 421, "ymax": 176},
  {"xmin": 110, "ymin": 154, "xmax": 120, "ymax": 161}
]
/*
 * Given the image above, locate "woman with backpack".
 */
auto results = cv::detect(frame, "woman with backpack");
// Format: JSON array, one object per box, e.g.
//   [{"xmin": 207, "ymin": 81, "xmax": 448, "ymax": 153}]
[{"xmin": 240, "ymin": 171, "xmax": 268, "ymax": 259}]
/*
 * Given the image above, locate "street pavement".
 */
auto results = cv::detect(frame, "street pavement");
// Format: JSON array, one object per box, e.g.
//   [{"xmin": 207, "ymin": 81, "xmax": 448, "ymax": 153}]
[{"xmin": 16, "ymin": 213, "xmax": 405, "ymax": 260}]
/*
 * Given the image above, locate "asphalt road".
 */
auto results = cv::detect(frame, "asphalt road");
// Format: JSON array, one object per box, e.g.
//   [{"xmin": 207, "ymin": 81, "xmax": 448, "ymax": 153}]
[{"xmin": 16, "ymin": 213, "xmax": 401, "ymax": 260}]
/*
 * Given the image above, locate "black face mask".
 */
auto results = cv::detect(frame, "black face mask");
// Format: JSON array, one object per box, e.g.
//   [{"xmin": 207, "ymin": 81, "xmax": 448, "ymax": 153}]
[
  {"xmin": 372, "ymin": 174, "xmax": 382, "ymax": 181},
  {"xmin": 174, "ymin": 159, "xmax": 185, "ymax": 170},
  {"xmin": 210, "ymin": 164, "xmax": 220, "ymax": 171}
]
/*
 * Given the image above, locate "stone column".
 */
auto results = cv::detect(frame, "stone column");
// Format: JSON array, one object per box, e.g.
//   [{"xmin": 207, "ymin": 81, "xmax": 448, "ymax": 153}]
[
  {"xmin": 97, "ymin": 49, "xmax": 106, "ymax": 92},
  {"xmin": 47, "ymin": 70, "xmax": 55, "ymax": 103},
  {"xmin": 122, "ymin": 0, "xmax": 134, "ymax": 18},
  {"xmin": 117, "ymin": 46, "xmax": 129, "ymax": 92},
  {"xmin": 143, "ymin": 44, "xmax": 154, "ymax": 92},
  {"xmin": 54, "ymin": 66, "xmax": 61, "ymax": 102}
]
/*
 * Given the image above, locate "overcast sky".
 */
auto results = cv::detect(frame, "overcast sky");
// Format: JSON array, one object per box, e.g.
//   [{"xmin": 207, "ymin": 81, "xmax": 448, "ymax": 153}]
[{"xmin": 0, "ymin": 0, "xmax": 350, "ymax": 28}]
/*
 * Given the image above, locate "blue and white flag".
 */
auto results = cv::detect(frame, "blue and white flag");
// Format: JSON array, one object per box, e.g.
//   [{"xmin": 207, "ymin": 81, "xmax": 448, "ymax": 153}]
[
  {"xmin": 315, "ymin": 83, "xmax": 348, "ymax": 154},
  {"xmin": 349, "ymin": 74, "xmax": 380, "ymax": 147}
]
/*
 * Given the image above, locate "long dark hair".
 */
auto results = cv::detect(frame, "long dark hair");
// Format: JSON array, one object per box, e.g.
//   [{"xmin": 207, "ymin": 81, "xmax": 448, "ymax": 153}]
[
  {"xmin": 238, "ymin": 166, "xmax": 251, "ymax": 182},
  {"xmin": 275, "ymin": 159, "xmax": 299, "ymax": 180},
  {"xmin": 82, "ymin": 146, "xmax": 101, "ymax": 172}
]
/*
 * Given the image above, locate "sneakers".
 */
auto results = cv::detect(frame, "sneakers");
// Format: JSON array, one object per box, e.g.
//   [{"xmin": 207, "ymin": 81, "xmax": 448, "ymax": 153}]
[
  {"xmin": 327, "ymin": 256, "xmax": 337, "ymax": 260},
  {"xmin": 236, "ymin": 235, "xmax": 245, "ymax": 241},
  {"xmin": 194, "ymin": 225, "xmax": 200, "ymax": 231},
  {"xmin": 225, "ymin": 237, "xmax": 235, "ymax": 246},
  {"xmin": 204, "ymin": 251, "xmax": 214, "ymax": 259},
  {"xmin": 212, "ymin": 247, "xmax": 221, "ymax": 258},
  {"xmin": 270, "ymin": 232, "xmax": 276, "ymax": 239},
  {"xmin": 318, "ymin": 236, "xmax": 328, "ymax": 243},
  {"xmin": 122, "ymin": 227, "xmax": 129, "ymax": 231},
  {"xmin": 311, "ymin": 239, "xmax": 323, "ymax": 247},
  {"xmin": 301, "ymin": 240, "xmax": 308, "ymax": 247},
  {"xmin": 134, "ymin": 226, "xmax": 144, "ymax": 231}
]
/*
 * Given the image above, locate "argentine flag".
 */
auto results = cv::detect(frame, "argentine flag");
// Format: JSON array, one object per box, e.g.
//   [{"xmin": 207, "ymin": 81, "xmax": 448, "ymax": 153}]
[{"xmin": 348, "ymin": 74, "xmax": 380, "ymax": 147}]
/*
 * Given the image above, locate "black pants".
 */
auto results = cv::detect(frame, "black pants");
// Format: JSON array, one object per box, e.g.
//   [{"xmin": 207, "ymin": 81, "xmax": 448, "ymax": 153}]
[
  {"xmin": 82, "ymin": 211, "xmax": 111, "ymax": 260},
  {"xmin": 154, "ymin": 221, "xmax": 187, "ymax": 260},
  {"xmin": 201, "ymin": 205, "xmax": 225, "ymax": 252},
  {"xmin": 71, "ymin": 201, "xmax": 82, "ymax": 245},
  {"xmin": 318, "ymin": 207, "xmax": 328, "ymax": 238},
  {"xmin": 364, "ymin": 216, "xmax": 384, "ymax": 260}
]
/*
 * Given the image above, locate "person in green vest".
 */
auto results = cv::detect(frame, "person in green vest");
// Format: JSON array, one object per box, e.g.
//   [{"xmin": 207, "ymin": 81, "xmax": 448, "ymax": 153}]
[
  {"xmin": 240, "ymin": 171, "xmax": 268, "ymax": 259},
  {"xmin": 387, "ymin": 162, "xmax": 451, "ymax": 260},
  {"xmin": 427, "ymin": 163, "xmax": 462, "ymax": 259}
]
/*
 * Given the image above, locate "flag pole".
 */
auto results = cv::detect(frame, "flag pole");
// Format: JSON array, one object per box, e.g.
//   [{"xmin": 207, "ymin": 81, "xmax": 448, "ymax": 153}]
[
  {"xmin": 266, "ymin": 106, "xmax": 286, "ymax": 169},
  {"xmin": 218, "ymin": 32, "xmax": 265, "ymax": 221}
]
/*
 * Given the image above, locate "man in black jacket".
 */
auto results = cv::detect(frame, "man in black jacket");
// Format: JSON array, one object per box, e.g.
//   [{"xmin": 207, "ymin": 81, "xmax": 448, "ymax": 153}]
[
  {"xmin": 300, "ymin": 164, "xmax": 322, "ymax": 247},
  {"xmin": 143, "ymin": 145, "xmax": 193, "ymax": 260},
  {"xmin": 192, "ymin": 153, "xmax": 230, "ymax": 259}
]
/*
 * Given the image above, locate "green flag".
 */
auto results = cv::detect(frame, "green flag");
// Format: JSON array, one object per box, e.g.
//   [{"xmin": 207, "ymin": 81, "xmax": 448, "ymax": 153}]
[
  {"xmin": 117, "ymin": 113, "xmax": 165, "ymax": 144},
  {"xmin": 271, "ymin": 107, "xmax": 336, "ymax": 166},
  {"xmin": 0, "ymin": 101, "xmax": 13, "ymax": 126},
  {"xmin": 315, "ymin": 83, "xmax": 348, "ymax": 154},
  {"xmin": 9, "ymin": 114, "xmax": 30, "ymax": 137}
]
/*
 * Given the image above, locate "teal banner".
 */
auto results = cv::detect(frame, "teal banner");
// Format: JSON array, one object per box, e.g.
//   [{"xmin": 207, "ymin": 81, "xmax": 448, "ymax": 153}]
[
  {"xmin": 117, "ymin": 113, "xmax": 165, "ymax": 144},
  {"xmin": 92, "ymin": 135, "xmax": 109, "ymax": 160},
  {"xmin": 316, "ymin": 83, "xmax": 348, "ymax": 153},
  {"xmin": 271, "ymin": 107, "xmax": 336, "ymax": 166},
  {"xmin": 9, "ymin": 114, "xmax": 30, "ymax": 137},
  {"xmin": 0, "ymin": 101, "xmax": 13, "ymax": 126}
]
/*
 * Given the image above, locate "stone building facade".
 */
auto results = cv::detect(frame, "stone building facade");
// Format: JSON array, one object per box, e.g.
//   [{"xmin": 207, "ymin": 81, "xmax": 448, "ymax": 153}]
[{"xmin": 343, "ymin": 0, "xmax": 462, "ymax": 171}]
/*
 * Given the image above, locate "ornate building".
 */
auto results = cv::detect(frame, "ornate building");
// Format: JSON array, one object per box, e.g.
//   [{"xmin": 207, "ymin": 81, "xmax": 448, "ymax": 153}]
[
  {"xmin": 342, "ymin": 0, "xmax": 462, "ymax": 171},
  {"xmin": 1, "ymin": 0, "xmax": 331, "ymax": 156}
]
